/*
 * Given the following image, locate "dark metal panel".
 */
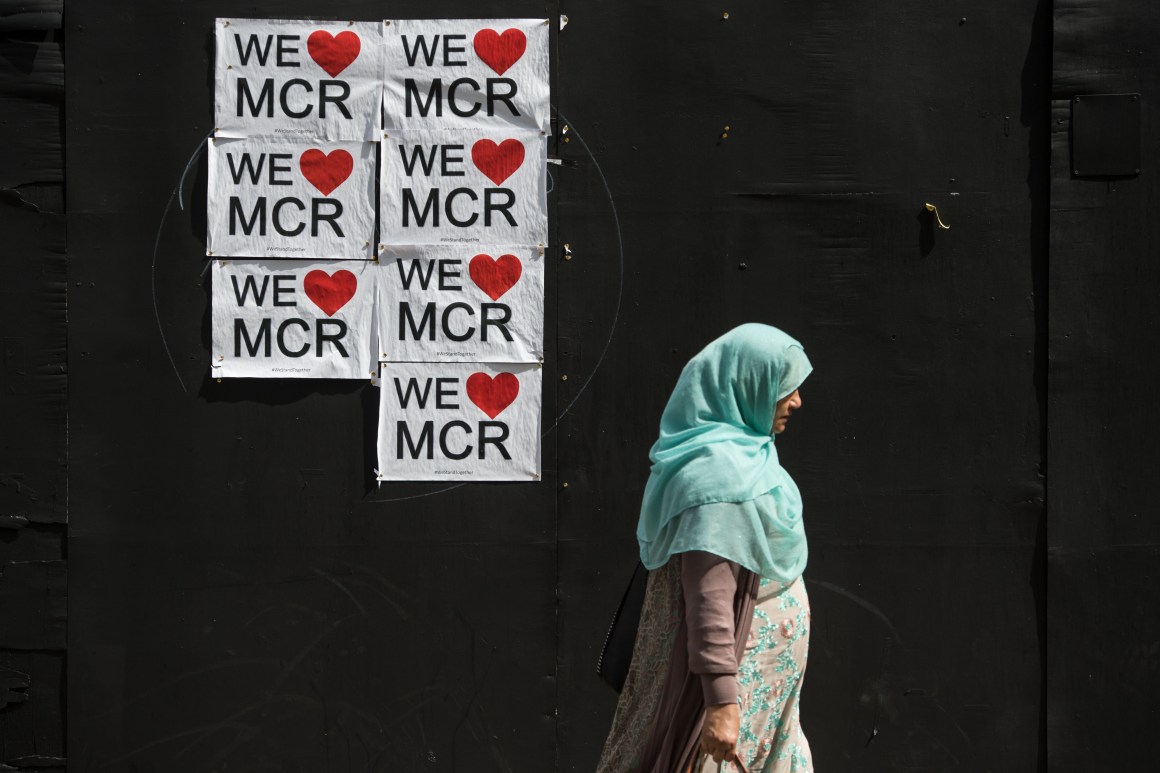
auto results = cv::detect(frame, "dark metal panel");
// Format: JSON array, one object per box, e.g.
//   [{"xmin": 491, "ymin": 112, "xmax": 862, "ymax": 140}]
[
  {"xmin": 69, "ymin": 535, "xmax": 557, "ymax": 770},
  {"xmin": 0, "ymin": 1, "xmax": 63, "ymax": 189},
  {"xmin": 556, "ymin": 1, "xmax": 1048, "ymax": 770},
  {"xmin": 0, "ymin": 2, "xmax": 66, "ymax": 768},
  {"xmin": 0, "ymin": 206, "xmax": 66, "ymax": 529},
  {"xmin": 66, "ymin": 212, "xmax": 559, "ymax": 771},
  {"xmin": 1071, "ymin": 93, "xmax": 1141, "ymax": 176},
  {"xmin": 0, "ymin": 562, "xmax": 66, "ymax": 650},
  {"xmin": 62, "ymin": 0, "xmax": 1059, "ymax": 770},
  {"xmin": 67, "ymin": 1, "xmax": 562, "ymax": 771},
  {"xmin": 0, "ymin": 653, "xmax": 65, "ymax": 768},
  {"xmin": 1049, "ymin": 4, "xmax": 1160, "ymax": 767}
]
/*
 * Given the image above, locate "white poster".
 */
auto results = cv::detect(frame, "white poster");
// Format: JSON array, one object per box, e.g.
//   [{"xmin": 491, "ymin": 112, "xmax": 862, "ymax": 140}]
[
  {"xmin": 207, "ymin": 137, "xmax": 376, "ymax": 260},
  {"xmin": 379, "ymin": 129, "xmax": 547, "ymax": 246},
  {"xmin": 383, "ymin": 18, "xmax": 550, "ymax": 132},
  {"xmin": 377, "ymin": 244, "xmax": 543, "ymax": 363},
  {"xmin": 215, "ymin": 18, "xmax": 383, "ymax": 141},
  {"xmin": 377, "ymin": 362, "xmax": 541, "ymax": 481},
  {"xmin": 211, "ymin": 259, "xmax": 377, "ymax": 379}
]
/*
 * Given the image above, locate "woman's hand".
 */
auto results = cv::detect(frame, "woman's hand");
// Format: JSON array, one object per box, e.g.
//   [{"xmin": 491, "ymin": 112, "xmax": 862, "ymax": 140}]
[{"xmin": 700, "ymin": 702, "xmax": 740, "ymax": 763}]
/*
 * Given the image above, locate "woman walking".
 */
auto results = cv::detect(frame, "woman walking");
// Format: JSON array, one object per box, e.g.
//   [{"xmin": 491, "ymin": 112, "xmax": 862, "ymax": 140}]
[{"xmin": 597, "ymin": 324, "xmax": 815, "ymax": 773}]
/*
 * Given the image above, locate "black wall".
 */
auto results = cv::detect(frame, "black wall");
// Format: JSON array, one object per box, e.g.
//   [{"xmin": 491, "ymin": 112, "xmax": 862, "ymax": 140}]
[
  {"xmin": 0, "ymin": 1, "xmax": 67, "ymax": 771},
  {"xmin": 558, "ymin": 2, "xmax": 1049, "ymax": 770},
  {"xmin": 1048, "ymin": 1, "xmax": 1160, "ymax": 770},
  {"xmin": 67, "ymin": 2, "xmax": 561, "ymax": 770},
  {"xmin": 9, "ymin": 0, "xmax": 1157, "ymax": 770}
]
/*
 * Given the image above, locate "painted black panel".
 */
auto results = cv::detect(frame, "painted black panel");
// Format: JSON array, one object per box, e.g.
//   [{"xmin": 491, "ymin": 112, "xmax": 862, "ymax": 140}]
[
  {"xmin": 0, "ymin": 652, "xmax": 65, "ymax": 767},
  {"xmin": 0, "ymin": 2, "xmax": 66, "ymax": 767},
  {"xmin": 1049, "ymin": 4, "xmax": 1160, "ymax": 768},
  {"xmin": 0, "ymin": 206, "xmax": 66, "ymax": 528},
  {"xmin": 67, "ymin": 1, "xmax": 561, "ymax": 771},
  {"xmin": 62, "ymin": 0, "xmax": 1062, "ymax": 771},
  {"xmin": 0, "ymin": 1, "xmax": 63, "ymax": 189},
  {"xmin": 555, "ymin": 1, "xmax": 1049, "ymax": 770}
]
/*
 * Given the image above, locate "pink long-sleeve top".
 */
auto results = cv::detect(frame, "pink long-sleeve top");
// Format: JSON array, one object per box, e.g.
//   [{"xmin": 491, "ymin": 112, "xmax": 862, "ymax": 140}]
[{"xmin": 681, "ymin": 550, "xmax": 743, "ymax": 705}]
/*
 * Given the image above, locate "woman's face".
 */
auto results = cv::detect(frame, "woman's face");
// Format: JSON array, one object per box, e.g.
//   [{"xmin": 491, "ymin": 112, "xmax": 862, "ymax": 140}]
[{"xmin": 771, "ymin": 389, "xmax": 802, "ymax": 434}]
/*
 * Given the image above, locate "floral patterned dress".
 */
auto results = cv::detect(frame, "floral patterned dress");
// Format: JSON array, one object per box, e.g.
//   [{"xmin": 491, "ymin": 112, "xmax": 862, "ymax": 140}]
[{"xmin": 694, "ymin": 576, "xmax": 813, "ymax": 773}]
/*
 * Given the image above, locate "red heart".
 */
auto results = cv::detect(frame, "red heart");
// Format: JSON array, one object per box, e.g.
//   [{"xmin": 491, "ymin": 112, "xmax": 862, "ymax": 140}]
[
  {"xmin": 469, "ymin": 254, "xmax": 523, "ymax": 301},
  {"xmin": 303, "ymin": 270, "xmax": 357, "ymax": 316},
  {"xmin": 466, "ymin": 372, "xmax": 520, "ymax": 419},
  {"xmin": 299, "ymin": 149, "xmax": 353, "ymax": 195},
  {"xmin": 307, "ymin": 30, "xmax": 361, "ymax": 78},
  {"xmin": 473, "ymin": 28, "xmax": 526, "ymax": 75},
  {"xmin": 471, "ymin": 139, "xmax": 525, "ymax": 185}
]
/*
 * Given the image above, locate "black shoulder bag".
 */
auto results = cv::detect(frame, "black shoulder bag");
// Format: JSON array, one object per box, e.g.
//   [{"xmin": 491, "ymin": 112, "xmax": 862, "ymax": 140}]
[{"xmin": 596, "ymin": 560, "xmax": 648, "ymax": 692}]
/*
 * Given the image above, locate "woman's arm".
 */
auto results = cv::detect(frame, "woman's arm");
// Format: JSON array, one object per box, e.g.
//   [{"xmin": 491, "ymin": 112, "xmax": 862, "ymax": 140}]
[
  {"xmin": 681, "ymin": 550, "xmax": 742, "ymax": 763},
  {"xmin": 682, "ymin": 550, "xmax": 741, "ymax": 701}
]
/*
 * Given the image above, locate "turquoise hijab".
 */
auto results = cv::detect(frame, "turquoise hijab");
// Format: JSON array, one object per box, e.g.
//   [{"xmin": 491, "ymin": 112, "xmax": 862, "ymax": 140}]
[{"xmin": 637, "ymin": 324, "xmax": 813, "ymax": 581}]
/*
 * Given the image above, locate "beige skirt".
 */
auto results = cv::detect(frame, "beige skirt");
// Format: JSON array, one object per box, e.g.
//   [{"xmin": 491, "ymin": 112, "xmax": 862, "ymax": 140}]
[{"xmin": 694, "ymin": 576, "xmax": 813, "ymax": 773}]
